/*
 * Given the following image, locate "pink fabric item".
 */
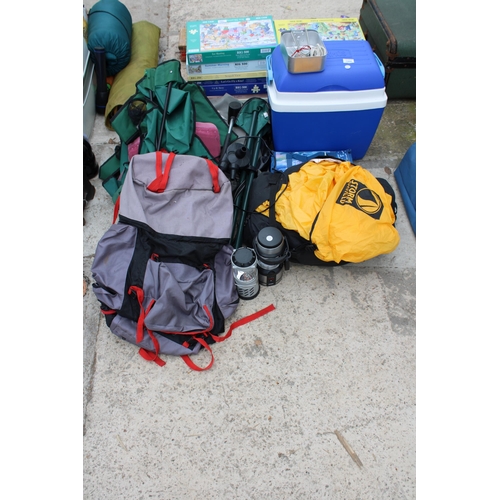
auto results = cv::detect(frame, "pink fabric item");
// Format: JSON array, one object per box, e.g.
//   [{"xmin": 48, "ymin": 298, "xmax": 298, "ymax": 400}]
[
  {"xmin": 128, "ymin": 137, "xmax": 141, "ymax": 159},
  {"xmin": 195, "ymin": 122, "xmax": 221, "ymax": 158}
]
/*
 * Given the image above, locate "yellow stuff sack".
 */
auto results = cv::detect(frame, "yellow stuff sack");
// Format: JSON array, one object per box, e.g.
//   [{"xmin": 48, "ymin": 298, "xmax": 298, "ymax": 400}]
[{"xmin": 247, "ymin": 159, "xmax": 400, "ymax": 264}]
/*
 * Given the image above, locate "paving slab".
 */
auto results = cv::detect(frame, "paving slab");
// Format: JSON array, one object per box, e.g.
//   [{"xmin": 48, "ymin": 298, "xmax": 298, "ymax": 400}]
[{"xmin": 83, "ymin": 1, "xmax": 416, "ymax": 498}]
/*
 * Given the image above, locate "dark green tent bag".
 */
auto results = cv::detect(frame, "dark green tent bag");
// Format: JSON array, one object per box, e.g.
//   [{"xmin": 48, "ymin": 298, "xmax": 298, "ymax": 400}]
[{"xmin": 99, "ymin": 59, "xmax": 238, "ymax": 202}]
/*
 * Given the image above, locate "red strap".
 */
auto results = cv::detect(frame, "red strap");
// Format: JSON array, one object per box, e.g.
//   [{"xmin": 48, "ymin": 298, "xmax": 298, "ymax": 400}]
[
  {"xmin": 206, "ymin": 159, "xmax": 221, "ymax": 193},
  {"xmin": 128, "ymin": 286, "xmax": 146, "ymax": 342},
  {"xmin": 136, "ymin": 299, "xmax": 166, "ymax": 367},
  {"xmin": 113, "ymin": 195, "xmax": 120, "ymax": 224},
  {"xmin": 141, "ymin": 152, "xmax": 220, "ymax": 194},
  {"xmin": 180, "ymin": 337, "xmax": 214, "ymax": 372},
  {"xmin": 114, "ymin": 286, "xmax": 165, "ymax": 367},
  {"xmin": 138, "ymin": 330, "xmax": 166, "ymax": 367},
  {"xmin": 138, "ymin": 348, "xmax": 161, "ymax": 366},
  {"xmin": 212, "ymin": 303, "xmax": 276, "ymax": 342},
  {"xmin": 147, "ymin": 151, "xmax": 175, "ymax": 193},
  {"xmin": 138, "ymin": 345, "xmax": 166, "ymax": 367},
  {"xmin": 181, "ymin": 304, "xmax": 276, "ymax": 371}
]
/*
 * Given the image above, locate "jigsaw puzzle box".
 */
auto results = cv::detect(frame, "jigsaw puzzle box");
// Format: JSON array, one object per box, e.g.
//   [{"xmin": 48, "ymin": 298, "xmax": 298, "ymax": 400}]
[
  {"xmin": 186, "ymin": 16, "xmax": 278, "ymax": 65},
  {"xmin": 195, "ymin": 77, "xmax": 267, "ymax": 97},
  {"xmin": 186, "ymin": 69, "xmax": 267, "ymax": 82},
  {"xmin": 186, "ymin": 59, "xmax": 267, "ymax": 77},
  {"xmin": 273, "ymin": 18, "xmax": 365, "ymax": 42}
]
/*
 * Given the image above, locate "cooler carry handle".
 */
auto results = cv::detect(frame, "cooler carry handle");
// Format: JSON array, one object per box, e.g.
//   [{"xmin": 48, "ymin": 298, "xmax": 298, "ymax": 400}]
[
  {"xmin": 374, "ymin": 53, "xmax": 385, "ymax": 78},
  {"xmin": 266, "ymin": 55, "xmax": 274, "ymax": 87}
]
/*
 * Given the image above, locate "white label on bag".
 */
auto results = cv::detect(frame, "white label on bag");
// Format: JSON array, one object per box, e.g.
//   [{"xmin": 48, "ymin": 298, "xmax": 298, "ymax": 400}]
[{"xmin": 343, "ymin": 58, "xmax": 354, "ymax": 63}]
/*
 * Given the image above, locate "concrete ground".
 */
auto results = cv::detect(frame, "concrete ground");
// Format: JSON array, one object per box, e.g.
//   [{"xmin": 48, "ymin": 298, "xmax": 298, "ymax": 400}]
[{"xmin": 83, "ymin": 1, "xmax": 416, "ymax": 498}]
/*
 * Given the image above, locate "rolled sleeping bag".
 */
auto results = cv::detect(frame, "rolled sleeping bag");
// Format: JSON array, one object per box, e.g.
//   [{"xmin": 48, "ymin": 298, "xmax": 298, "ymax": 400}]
[
  {"xmin": 87, "ymin": 0, "xmax": 133, "ymax": 76},
  {"xmin": 105, "ymin": 21, "xmax": 161, "ymax": 129}
]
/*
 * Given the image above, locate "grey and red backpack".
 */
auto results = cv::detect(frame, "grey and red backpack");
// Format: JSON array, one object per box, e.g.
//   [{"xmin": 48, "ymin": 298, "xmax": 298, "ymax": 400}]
[{"xmin": 91, "ymin": 150, "xmax": 273, "ymax": 370}]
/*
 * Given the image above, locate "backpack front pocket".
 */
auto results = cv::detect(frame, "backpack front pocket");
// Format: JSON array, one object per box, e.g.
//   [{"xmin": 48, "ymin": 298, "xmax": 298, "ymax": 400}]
[{"xmin": 142, "ymin": 260, "xmax": 215, "ymax": 334}]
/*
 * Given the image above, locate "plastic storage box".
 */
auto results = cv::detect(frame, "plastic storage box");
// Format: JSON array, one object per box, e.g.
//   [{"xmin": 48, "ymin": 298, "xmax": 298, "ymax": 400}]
[{"xmin": 267, "ymin": 40, "xmax": 387, "ymax": 159}]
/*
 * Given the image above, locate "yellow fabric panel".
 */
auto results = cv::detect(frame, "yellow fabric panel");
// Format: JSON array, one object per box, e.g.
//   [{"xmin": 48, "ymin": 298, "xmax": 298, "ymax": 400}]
[
  {"xmin": 105, "ymin": 21, "xmax": 161, "ymax": 130},
  {"xmin": 255, "ymin": 159, "xmax": 400, "ymax": 263},
  {"xmin": 313, "ymin": 165, "xmax": 399, "ymax": 262},
  {"xmin": 275, "ymin": 160, "xmax": 351, "ymax": 241}
]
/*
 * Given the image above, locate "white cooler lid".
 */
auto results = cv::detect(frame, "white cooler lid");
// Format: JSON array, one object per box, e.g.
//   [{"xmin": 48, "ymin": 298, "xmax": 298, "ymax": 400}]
[{"xmin": 267, "ymin": 81, "xmax": 387, "ymax": 112}]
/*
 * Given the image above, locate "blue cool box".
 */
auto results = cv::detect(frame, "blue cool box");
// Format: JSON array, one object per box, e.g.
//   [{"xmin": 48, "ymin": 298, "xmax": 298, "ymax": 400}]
[{"xmin": 267, "ymin": 40, "xmax": 387, "ymax": 159}]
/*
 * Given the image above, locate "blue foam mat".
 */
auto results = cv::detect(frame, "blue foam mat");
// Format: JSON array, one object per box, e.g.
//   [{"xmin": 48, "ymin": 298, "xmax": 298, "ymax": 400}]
[{"xmin": 394, "ymin": 143, "xmax": 416, "ymax": 234}]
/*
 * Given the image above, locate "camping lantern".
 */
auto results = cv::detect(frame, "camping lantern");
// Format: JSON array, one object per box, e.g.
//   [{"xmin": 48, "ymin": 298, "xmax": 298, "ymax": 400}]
[
  {"xmin": 231, "ymin": 247, "xmax": 259, "ymax": 300},
  {"xmin": 253, "ymin": 227, "xmax": 290, "ymax": 286}
]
